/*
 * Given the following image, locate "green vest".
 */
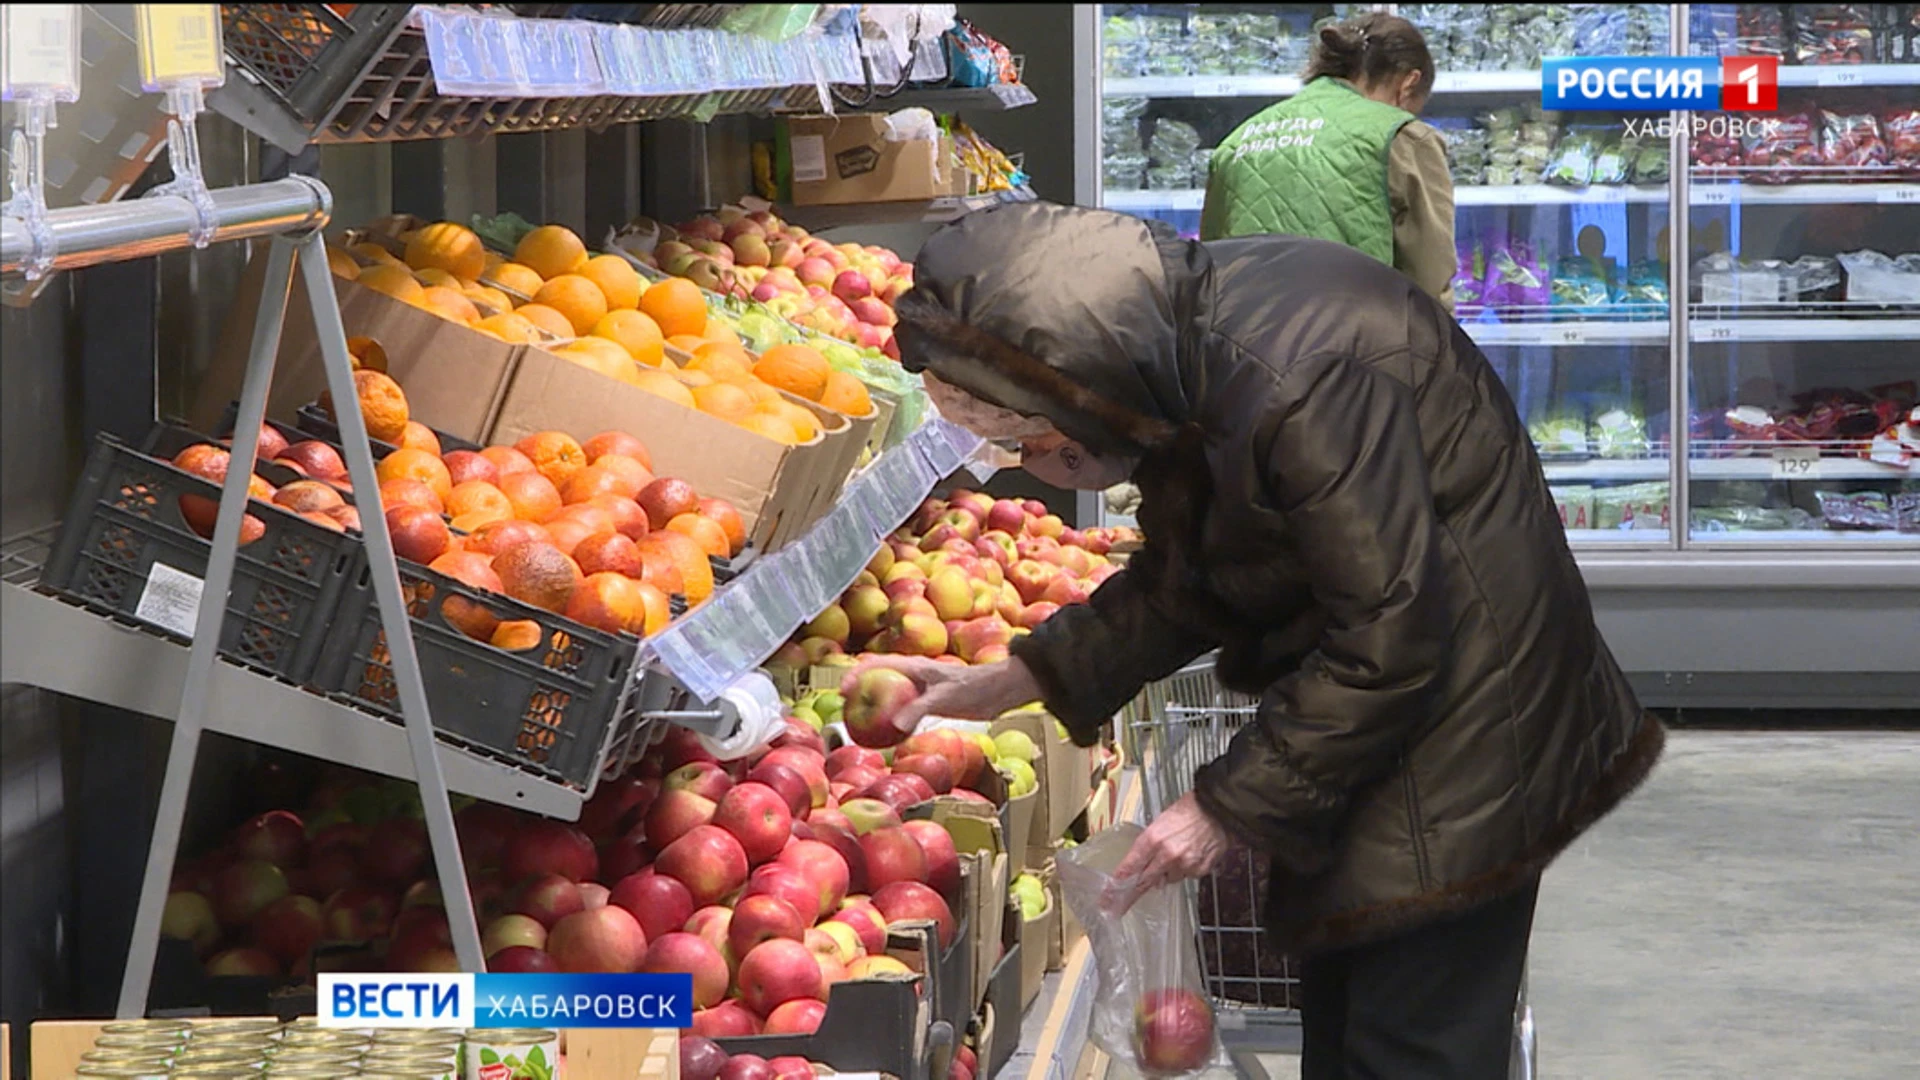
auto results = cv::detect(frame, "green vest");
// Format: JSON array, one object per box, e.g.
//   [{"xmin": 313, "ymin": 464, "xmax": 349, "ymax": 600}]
[{"xmin": 1199, "ymin": 77, "xmax": 1412, "ymax": 266}]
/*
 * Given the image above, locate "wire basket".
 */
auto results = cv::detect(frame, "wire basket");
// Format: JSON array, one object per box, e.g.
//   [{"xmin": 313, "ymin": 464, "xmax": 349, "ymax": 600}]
[{"xmin": 1130, "ymin": 656, "xmax": 1302, "ymax": 1013}]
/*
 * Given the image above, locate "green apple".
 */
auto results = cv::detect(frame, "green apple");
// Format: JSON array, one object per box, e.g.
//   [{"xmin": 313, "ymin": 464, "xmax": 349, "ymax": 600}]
[
  {"xmin": 1002, "ymin": 759, "xmax": 1037, "ymax": 798},
  {"xmin": 1010, "ymin": 874, "xmax": 1047, "ymax": 921},
  {"xmin": 970, "ymin": 731, "xmax": 1000, "ymax": 766},
  {"xmin": 791, "ymin": 704, "xmax": 824, "ymax": 731},
  {"xmin": 811, "ymin": 690, "xmax": 845, "ymax": 725},
  {"xmin": 993, "ymin": 730, "xmax": 1038, "ymax": 764}
]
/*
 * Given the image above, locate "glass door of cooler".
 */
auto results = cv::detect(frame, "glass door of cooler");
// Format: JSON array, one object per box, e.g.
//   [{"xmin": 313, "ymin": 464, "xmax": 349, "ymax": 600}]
[{"xmin": 1682, "ymin": 4, "xmax": 1920, "ymax": 546}]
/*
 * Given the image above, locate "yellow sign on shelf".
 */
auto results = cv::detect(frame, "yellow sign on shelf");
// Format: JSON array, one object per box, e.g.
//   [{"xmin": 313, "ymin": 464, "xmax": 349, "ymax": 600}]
[{"xmin": 134, "ymin": 3, "xmax": 225, "ymax": 91}]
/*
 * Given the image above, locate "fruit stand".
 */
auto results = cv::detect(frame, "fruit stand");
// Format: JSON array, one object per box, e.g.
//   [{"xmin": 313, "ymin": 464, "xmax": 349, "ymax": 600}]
[{"xmin": 0, "ymin": 5, "xmax": 1133, "ymax": 1080}]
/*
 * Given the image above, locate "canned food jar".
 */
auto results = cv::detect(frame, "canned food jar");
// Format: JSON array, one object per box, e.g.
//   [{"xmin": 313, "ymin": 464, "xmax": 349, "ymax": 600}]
[
  {"xmin": 73, "ymin": 1065, "xmax": 171, "ymax": 1079},
  {"xmin": 374, "ymin": 1028, "xmax": 465, "ymax": 1047},
  {"xmin": 77, "ymin": 1051, "xmax": 172, "ymax": 1068},
  {"xmin": 278, "ymin": 1030, "xmax": 372, "ymax": 1049},
  {"xmin": 261, "ymin": 1069, "xmax": 349, "ymax": 1079},
  {"xmin": 170, "ymin": 1046, "xmax": 268, "ymax": 1067},
  {"xmin": 459, "ymin": 1029, "xmax": 559, "ymax": 1080},
  {"xmin": 102, "ymin": 1019, "xmax": 194, "ymax": 1038},
  {"xmin": 365, "ymin": 1052, "xmax": 455, "ymax": 1071},
  {"xmin": 170, "ymin": 1069, "xmax": 271, "ymax": 1079},
  {"xmin": 365, "ymin": 1047, "xmax": 457, "ymax": 1062},
  {"xmin": 267, "ymin": 1049, "xmax": 366, "ymax": 1067},
  {"xmin": 92, "ymin": 1033, "xmax": 184, "ymax": 1052},
  {"xmin": 361, "ymin": 1072, "xmax": 451, "ymax": 1080}
]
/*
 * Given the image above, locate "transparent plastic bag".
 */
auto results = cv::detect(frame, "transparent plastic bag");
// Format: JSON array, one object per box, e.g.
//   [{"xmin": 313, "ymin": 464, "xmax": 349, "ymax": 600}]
[{"xmin": 1057, "ymin": 826, "xmax": 1233, "ymax": 1078}]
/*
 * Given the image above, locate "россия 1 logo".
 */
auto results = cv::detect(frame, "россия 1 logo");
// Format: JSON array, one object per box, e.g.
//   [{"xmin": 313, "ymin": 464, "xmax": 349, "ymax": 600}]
[{"xmin": 1542, "ymin": 56, "xmax": 1779, "ymax": 112}]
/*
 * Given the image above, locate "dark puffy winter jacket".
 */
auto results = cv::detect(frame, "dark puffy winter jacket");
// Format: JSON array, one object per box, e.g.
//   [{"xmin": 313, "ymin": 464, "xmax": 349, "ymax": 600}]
[{"xmin": 894, "ymin": 202, "xmax": 1662, "ymax": 953}]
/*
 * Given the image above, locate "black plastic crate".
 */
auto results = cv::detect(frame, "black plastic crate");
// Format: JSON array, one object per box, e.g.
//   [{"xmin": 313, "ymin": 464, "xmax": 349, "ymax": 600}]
[
  {"xmin": 218, "ymin": 4, "xmax": 415, "ymax": 136},
  {"xmin": 315, "ymin": 556, "xmax": 637, "ymax": 790},
  {"xmin": 42, "ymin": 432, "xmax": 358, "ymax": 685},
  {"xmin": 294, "ymin": 401, "xmax": 483, "ymax": 458}
]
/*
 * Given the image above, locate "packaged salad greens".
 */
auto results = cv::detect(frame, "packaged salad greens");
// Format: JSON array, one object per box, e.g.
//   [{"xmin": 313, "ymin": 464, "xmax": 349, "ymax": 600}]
[
  {"xmin": 1530, "ymin": 414, "xmax": 1592, "ymax": 457},
  {"xmin": 1591, "ymin": 408, "xmax": 1651, "ymax": 460},
  {"xmin": 1552, "ymin": 256, "xmax": 1616, "ymax": 308}
]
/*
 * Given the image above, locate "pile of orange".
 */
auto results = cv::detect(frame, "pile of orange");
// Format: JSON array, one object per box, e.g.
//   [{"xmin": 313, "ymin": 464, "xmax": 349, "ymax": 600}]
[{"xmin": 328, "ymin": 218, "xmax": 879, "ymax": 447}]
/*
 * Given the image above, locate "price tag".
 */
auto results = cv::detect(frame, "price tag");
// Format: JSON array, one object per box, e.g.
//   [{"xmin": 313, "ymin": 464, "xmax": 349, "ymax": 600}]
[
  {"xmin": 1, "ymin": 4, "xmax": 80, "ymax": 100},
  {"xmin": 1815, "ymin": 68, "xmax": 1865, "ymax": 87},
  {"xmin": 1878, "ymin": 186, "xmax": 1920, "ymax": 204},
  {"xmin": 1769, "ymin": 447, "xmax": 1823, "ymax": 480},
  {"xmin": 1550, "ymin": 325, "xmax": 1588, "ymax": 345},
  {"xmin": 135, "ymin": 562, "xmax": 204, "ymax": 637},
  {"xmin": 1698, "ymin": 324, "xmax": 1737, "ymax": 341},
  {"xmin": 1696, "ymin": 186, "xmax": 1734, "ymax": 205},
  {"xmin": 134, "ymin": 3, "xmax": 224, "ymax": 91},
  {"xmin": 1192, "ymin": 79, "xmax": 1241, "ymax": 98},
  {"xmin": 1169, "ymin": 190, "xmax": 1204, "ymax": 210}
]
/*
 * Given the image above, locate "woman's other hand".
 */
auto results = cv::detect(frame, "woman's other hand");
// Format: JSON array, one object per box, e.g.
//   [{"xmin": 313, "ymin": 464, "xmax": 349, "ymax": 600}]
[
  {"xmin": 840, "ymin": 655, "xmax": 1043, "ymax": 734},
  {"xmin": 1106, "ymin": 792, "xmax": 1235, "ymax": 915}
]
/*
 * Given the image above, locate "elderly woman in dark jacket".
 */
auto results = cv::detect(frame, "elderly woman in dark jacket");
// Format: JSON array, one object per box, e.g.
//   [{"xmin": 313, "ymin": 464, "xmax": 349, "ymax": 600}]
[{"xmin": 847, "ymin": 201, "xmax": 1662, "ymax": 1078}]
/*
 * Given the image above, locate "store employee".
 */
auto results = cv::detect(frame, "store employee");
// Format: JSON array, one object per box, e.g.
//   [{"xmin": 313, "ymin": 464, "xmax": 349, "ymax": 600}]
[{"xmin": 1201, "ymin": 13, "xmax": 1457, "ymax": 310}]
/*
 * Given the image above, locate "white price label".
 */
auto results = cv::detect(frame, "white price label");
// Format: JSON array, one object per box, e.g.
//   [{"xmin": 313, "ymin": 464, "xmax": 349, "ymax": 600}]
[
  {"xmin": 1877, "ymin": 186, "xmax": 1920, "ymax": 204},
  {"xmin": 1171, "ymin": 190, "xmax": 1204, "ymax": 210},
  {"xmin": 1699, "ymin": 324, "xmax": 1737, "ymax": 341},
  {"xmin": 1815, "ymin": 68, "xmax": 1865, "ymax": 87},
  {"xmin": 1550, "ymin": 326, "xmax": 1588, "ymax": 345},
  {"xmin": 135, "ymin": 562, "xmax": 205, "ymax": 637},
  {"xmin": 1579, "ymin": 186, "xmax": 1628, "ymax": 203},
  {"xmin": 1193, "ymin": 79, "xmax": 1240, "ymax": 98},
  {"xmin": 1, "ymin": 4, "xmax": 80, "ymax": 98},
  {"xmin": 1769, "ymin": 448, "xmax": 1823, "ymax": 481},
  {"xmin": 1696, "ymin": 186, "xmax": 1734, "ymax": 205}
]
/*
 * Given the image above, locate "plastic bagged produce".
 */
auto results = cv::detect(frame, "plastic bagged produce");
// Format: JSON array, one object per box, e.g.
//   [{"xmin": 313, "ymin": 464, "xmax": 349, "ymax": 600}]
[
  {"xmin": 1878, "ymin": 4, "xmax": 1920, "ymax": 64},
  {"xmin": 1590, "ymin": 130, "xmax": 1632, "ymax": 184},
  {"xmin": 1744, "ymin": 110, "xmax": 1821, "ymax": 182},
  {"xmin": 1552, "ymin": 255, "xmax": 1614, "ymax": 308},
  {"xmin": 1621, "ymin": 259, "xmax": 1670, "ymax": 311},
  {"xmin": 1884, "ymin": 107, "xmax": 1920, "ymax": 174},
  {"xmin": 1691, "ymin": 506, "xmax": 1818, "ymax": 532},
  {"xmin": 1591, "ymin": 408, "xmax": 1650, "ymax": 459},
  {"xmin": 1791, "ymin": 4, "xmax": 1877, "ymax": 64},
  {"xmin": 1818, "ymin": 109, "xmax": 1890, "ymax": 170},
  {"xmin": 1838, "ymin": 250, "xmax": 1920, "ymax": 304},
  {"xmin": 1058, "ymin": 825, "xmax": 1232, "ymax": 1078},
  {"xmin": 1530, "ymin": 413, "xmax": 1591, "ymax": 457},
  {"xmin": 1544, "ymin": 126, "xmax": 1603, "ymax": 186},
  {"xmin": 1629, "ymin": 136, "xmax": 1670, "ymax": 183},
  {"xmin": 1594, "ymin": 482, "xmax": 1670, "ymax": 531},
  {"xmin": 1551, "ymin": 485, "xmax": 1596, "ymax": 530},
  {"xmin": 1738, "ymin": 4, "xmax": 1791, "ymax": 58},
  {"xmin": 1817, "ymin": 490, "xmax": 1896, "ymax": 531},
  {"xmin": 1454, "ymin": 239, "xmax": 1488, "ymax": 308},
  {"xmin": 1484, "ymin": 241, "xmax": 1551, "ymax": 308}
]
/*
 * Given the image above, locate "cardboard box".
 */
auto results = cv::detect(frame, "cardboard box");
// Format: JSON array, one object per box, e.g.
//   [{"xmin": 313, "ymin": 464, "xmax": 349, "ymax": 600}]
[
  {"xmin": 782, "ymin": 114, "xmax": 957, "ymax": 206},
  {"xmin": 1018, "ymin": 886, "xmax": 1057, "ymax": 1009},
  {"xmin": 491, "ymin": 343, "xmax": 849, "ymax": 553},
  {"xmin": 1047, "ymin": 856, "xmax": 1088, "ymax": 971},
  {"xmin": 196, "ymin": 251, "xmax": 518, "ymax": 443},
  {"xmin": 990, "ymin": 709, "xmax": 1093, "ymax": 853},
  {"xmin": 910, "ymin": 797, "xmax": 1009, "ymax": 1012},
  {"xmin": 1001, "ymin": 787, "xmax": 1038, "ymax": 874},
  {"xmin": 980, "ymin": 901, "xmax": 1024, "ymax": 1078}
]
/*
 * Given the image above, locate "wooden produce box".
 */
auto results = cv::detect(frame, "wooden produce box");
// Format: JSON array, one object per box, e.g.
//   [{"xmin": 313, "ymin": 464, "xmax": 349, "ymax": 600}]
[{"xmin": 780, "ymin": 115, "xmax": 959, "ymax": 206}]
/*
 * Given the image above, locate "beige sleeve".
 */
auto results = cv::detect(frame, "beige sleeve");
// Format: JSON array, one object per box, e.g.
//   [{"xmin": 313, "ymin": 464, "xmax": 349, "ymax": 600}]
[{"xmin": 1388, "ymin": 122, "xmax": 1457, "ymax": 312}]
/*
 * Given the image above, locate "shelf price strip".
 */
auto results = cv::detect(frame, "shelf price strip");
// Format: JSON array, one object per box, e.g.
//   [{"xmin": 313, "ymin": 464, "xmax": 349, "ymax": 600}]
[{"xmin": 645, "ymin": 418, "xmax": 986, "ymax": 701}]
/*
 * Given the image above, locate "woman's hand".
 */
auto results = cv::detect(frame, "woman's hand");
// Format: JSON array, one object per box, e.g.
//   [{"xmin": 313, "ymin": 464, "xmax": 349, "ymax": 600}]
[
  {"xmin": 840, "ymin": 655, "xmax": 1042, "ymax": 735},
  {"xmin": 1105, "ymin": 792, "xmax": 1235, "ymax": 915}
]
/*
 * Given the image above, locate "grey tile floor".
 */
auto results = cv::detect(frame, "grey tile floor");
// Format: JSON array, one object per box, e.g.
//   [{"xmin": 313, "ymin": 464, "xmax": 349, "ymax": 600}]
[{"xmin": 1245, "ymin": 730, "xmax": 1920, "ymax": 1079}]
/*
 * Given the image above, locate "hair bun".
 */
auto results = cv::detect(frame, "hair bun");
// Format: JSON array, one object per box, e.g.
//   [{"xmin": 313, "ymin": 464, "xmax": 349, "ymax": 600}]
[{"xmin": 1319, "ymin": 23, "xmax": 1365, "ymax": 55}]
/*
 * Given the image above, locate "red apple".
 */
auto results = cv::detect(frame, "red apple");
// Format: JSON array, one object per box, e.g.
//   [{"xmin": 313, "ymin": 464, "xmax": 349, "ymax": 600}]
[
  {"xmin": 718, "ymin": 1051, "xmax": 774, "ymax": 1080},
  {"xmin": 655, "ymin": 825, "xmax": 750, "ymax": 907},
  {"xmin": 769, "ymin": 717, "xmax": 827, "ymax": 757},
  {"xmin": 832, "ymin": 765, "xmax": 885, "ymax": 794},
  {"xmin": 548, "ymin": 905, "xmax": 648, "ymax": 973},
  {"xmin": 664, "ymin": 761, "xmax": 735, "ymax": 803},
  {"xmin": 610, "ymin": 868, "xmax": 696, "ymax": 944},
  {"xmin": 872, "ymin": 881, "xmax": 955, "ymax": 948},
  {"xmin": 805, "ymin": 823, "xmax": 869, "ymax": 895},
  {"xmin": 598, "ymin": 838, "xmax": 649, "ymax": 884},
  {"xmin": 454, "ymin": 803, "xmax": 517, "ymax": 870},
  {"xmin": 712, "ymin": 783, "xmax": 794, "ymax": 865},
  {"xmin": 986, "ymin": 499, "xmax": 1027, "ymax": 534},
  {"xmin": 645, "ymin": 789, "xmax": 718, "ymax": 850},
  {"xmin": 321, "ymin": 884, "xmax": 396, "ymax": 941},
  {"xmin": 510, "ymin": 873, "xmax": 586, "ymax": 928},
  {"xmin": 839, "ymin": 798, "xmax": 901, "ymax": 836},
  {"xmin": 900, "ymin": 820, "xmax": 961, "ymax": 903},
  {"xmin": 233, "ymin": 810, "xmax": 305, "ymax": 868},
  {"xmin": 825, "ymin": 746, "xmax": 886, "ymax": 778},
  {"xmin": 681, "ymin": 1035, "xmax": 730, "ymax": 1080},
  {"xmin": 758, "ymin": 747, "xmax": 829, "ymax": 808},
  {"xmin": 214, "ymin": 860, "xmax": 290, "ymax": 927},
  {"xmin": 1008, "ymin": 560, "xmax": 1060, "ymax": 605},
  {"xmin": 489, "ymin": 945, "xmax": 559, "ymax": 973},
  {"xmin": 763, "ymin": 998, "xmax": 827, "ymax": 1036},
  {"xmin": 745, "ymin": 761, "xmax": 812, "ymax": 819},
  {"xmin": 659, "ymin": 726, "xmax": 720, "ymax": 771},
  {"xmin": 735, "ymin": 938, "xmax": 823, "ymax": 1017},
  {"xmin": 773, "ymin": 839, "xmax": 850, "ymax": 918},
  {"xmin": 860, "ymin": 826, "xmax": 928, "ymax": 891},
  {"xmin": 1134, "ymin": 987, "xmax": 1216, "ymax": 1072},
  {"xmin": 694, "ymin": 1001, "xmax": 762, "ymax": 1039},
  {"xmin": 481, "ymin": 913, "xmax": 547, "ymax": 958},
  {"xmin": 858, "ymin": 773, "xmax": 934, "ymax": 812},
  {"xmin": 728, "ymin": 894, "xmax": 806, "ymax": 958},
  {"xmin": 579, "ymin": 774, "xmax": 656, "ymax": 839},
  {"xmin": 578, "ymin": 881, "xmax": 611, "ymax": 909},
  {"xmin": 502, "ymin": 820, "xmax": 598, "ymax": 884},
  {"xmin": 251, "ymin": 894, "xmax": 323, "ymax": 966},
  {"xmin": 829, "ymin": 898, "xmax": 888, "ymax": 955},
  {"xmin": 744, "ymin": 863, "xmax": 825, "ymax": 925},
  {"xmin": 891, "ymin": 754, "xmax": 954, "ymax": 795},
  {"xmin": 358, "ymin": 820, "xmax": 428, "ymax": 886},
  {"xmin": 206, "ymin": 948, "xmax": 280, "ymax": 978},
  {"xmin": 644, "ymin": 932, "xmax": 730, "ymax": 1008},
  {"xmin": 844, "ymin": 667, "xmax": 919, "ymax": 748}
]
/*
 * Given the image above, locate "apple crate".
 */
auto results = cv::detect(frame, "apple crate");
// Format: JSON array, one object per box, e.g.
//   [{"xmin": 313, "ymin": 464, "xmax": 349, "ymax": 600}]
[
  {"xmin": 979, "ymin": 902, "xmax": 1024, "ymax": 1078},
  {"xmin": 313, "ymin": 557, "xmax": 637, "ymax": 791},
  {"xmin": 41, "ymin": 431, "xmax": 359, "ymax": 685}
]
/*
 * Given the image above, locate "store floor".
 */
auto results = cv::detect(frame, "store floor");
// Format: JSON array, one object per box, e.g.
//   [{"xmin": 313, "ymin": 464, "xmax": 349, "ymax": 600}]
[{"xmin": 1238, "ymin": 730, "xmax": 1920, "ymax": 1080}]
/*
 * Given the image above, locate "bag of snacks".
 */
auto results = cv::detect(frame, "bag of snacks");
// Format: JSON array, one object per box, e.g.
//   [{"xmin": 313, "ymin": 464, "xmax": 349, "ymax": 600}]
[
  {"xmin": 1743, "ymin": 110, "xmax": 1821, "ymax": 183},
  {"xmin": 1818, "ymin": 109, "xmax": 1890, "ymax": 170},
  {"xmin": 1484, "ymin": 240, "xmax": 1551, "ymax": 309},
  {"xmin": 1879, "ymin": 107, "xmax": 1920, "ymax": 175},
  {"xmin": 1791, "ymin": 4, "xmax": 1877, "ymax": 64}
]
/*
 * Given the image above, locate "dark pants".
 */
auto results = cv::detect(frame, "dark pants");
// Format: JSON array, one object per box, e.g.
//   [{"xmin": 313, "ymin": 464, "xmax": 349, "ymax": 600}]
[{"xmin": 1299, "ymin": 879, "xmax": 1539, "ymax": 1080}]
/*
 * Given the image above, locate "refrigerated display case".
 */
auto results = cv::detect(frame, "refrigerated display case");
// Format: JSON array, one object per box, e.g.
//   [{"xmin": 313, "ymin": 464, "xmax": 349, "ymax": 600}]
[{"xmin": 1074, "ymin": 4, "xmax": 1920, "ymax": 708}]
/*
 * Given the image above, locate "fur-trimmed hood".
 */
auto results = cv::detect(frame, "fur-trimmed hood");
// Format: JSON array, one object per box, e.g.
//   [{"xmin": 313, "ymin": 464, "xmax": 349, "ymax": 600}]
[{"xmin": 893, "ymin": 202, "xmax": 1199, "ymax": 457}]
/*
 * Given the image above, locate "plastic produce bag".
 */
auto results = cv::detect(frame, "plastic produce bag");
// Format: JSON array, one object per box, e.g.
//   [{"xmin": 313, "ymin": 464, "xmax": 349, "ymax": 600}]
[{"xmin": 1057, "ymin": 826, "xmax": 1233, "ymax": 1078}]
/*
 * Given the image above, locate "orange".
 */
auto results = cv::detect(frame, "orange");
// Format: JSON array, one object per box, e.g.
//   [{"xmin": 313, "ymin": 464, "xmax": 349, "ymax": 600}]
[
  {"xmin": 565, "ymin": 572, "xmax": 652, "ymax": 635},
  {"xmin": 475, "ymin": 312, "xmax": 540, "ymax": 343},
  {"xmin": 498, "ymin": 470, "xmax": 563, "ymax": 523},
  {"xmin": 450, "ymin": 508, "xmax": 512, "ymax": 534},
  {"xmin": 491, "ymin": 620, "xmax": 546, "ymax": 651},
  {"xmin": 446, "ymin": 480, "xmax": 514, "ymax": 523},
  {"xmin": 429, "ymin": 550, "xmax": 505, "ymax": 641},
  {"xmin": 514, "ymin": 224, "xmax": 588, "ymax": 280},
  {"xmin": 666, "ymin": 513, "xmax": 731, "ymax": 559},
  {"xmin": 380, "ymin": 476, "xmax": 443, "ymax": 515},
  {"xmin": 736, "ymin": 412, "xmax": 799, "ymax": 445},
  {"xmin": 482, "ymin": 251, "xmax": 507, "ymax": 274},
  {"xmin": 557, "ymin": 339, "xmax": 640, "ymax": 386},
  {"xmin": 683, "ymin": 342, "xmax": 753, "ymax": 381},
  {"xmin": 669, "ymin": 368, "xmax": 715, "ymax": 389},
  {"xmin": 376, "ymin": 448, "xmax": 453, "ymax": 504},
  {"xmin": 414, "ymin": 267, "xmax": 464, "ymax": 289},
  {"xmin": 590, "ymin": 309, "xmax": 665, "ymax": 366},
  {"xmin": 760, "ymin": 399, "xmax": 822, "ymax": 443},
  {"xmin": 420, "ymin": 285, "xmax": 481, "ymax": 325},
  {"xmin": 486, "ymin": 261, "xmax": 545, "ymax": 299},
  {"xmin": 634, "ymin": 580, "xmax": 672, "ymax": 636},
  {"xmin": 560, "ymin": 463, "xmax": 641, "ymax": 505},
  {"xmin": 531, "ymin": 274, "xmax": 608, "ymax": 336},
  {"xmin": 398, "ymin": 421, "xmax": 442, "ymax": 456},
  {"xmin": 640, "ymin": 277, "xmax": 708, "ymax": 338},
  {"xmin": 405, "ymin": 222, "xmax": 488, "ymax": 281},
  {"xmin": 819, "ymin": 370, "xmax": 873, "ymax": 416},
  {"xmin": 516, "ymin": 431, "xmax": 588, "ymax": 488},
  {"xmin": 692, "ymin": 382, "xmax": 756, "ymax": 423},
  {"xmin": 640, "ymin": 530, "xmax": 715, "ymax": 604},
  {"xmin": 347, "ymin": 336, "xmax": 388, "ymax": 373},
  {"xmin": 322, "ymin": 368, "xmax": 410, "ymax": 443},
  {"xmin": 666, "ymin": 334, "xmax": 711, "ymax": 356},
  {"xmin": 753, "ymin": 344, "xmax": 831, "ymax": 402},
  {"xmin": 462, "ymin": 284, "xmax": 512, "ymax": 314},
  {"xmin": 727, "ymin": 376, "xmax": 780, "ymax": 405},
  {"xmin": 480, "ymin": 445, "xmax": 539, "ymax": 479},
  {"xmin": 632, "ymin": 369, "xmax": 697, "ymax": 409},
  {"xmin": 514, "ymin": 303, "xmax": 575, "ymax": 341},
  {"xmin": 492, "ymin": 541, "xmax": 583, "ymax": 614},
  {"xmin": 698, "ymin": 497, "xmax": 746, "ymax": 556},
  {"xmin": 591, "ymin": 453, "xmax": 653, "ymax": 495},
  {"xmin": 578, "ymin": 254, "xmax": 642, "ymax": 310},
  {"xmin": 582, "ymin": 431, "xmax": 653, "ymax": 471},
  {"xmin": 326, "ymin": 246, "xmax": 361, "ymax": 280},
  {"xmin": 350, "ymin": 241, "xmax": 405, "ymax": 268},
  {"xmin": 702, "ymin": 321, "xmax": 742, "ymax": 346},
  {"xmin": 356, "ymin": 264, "xmax": 426, "ymax": 305}
]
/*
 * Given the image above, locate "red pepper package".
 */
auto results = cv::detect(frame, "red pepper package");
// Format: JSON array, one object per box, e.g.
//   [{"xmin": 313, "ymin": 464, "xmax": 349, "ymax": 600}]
[
  {"xmin": 1743, "ymin": 110, "xmax": 1821, "ymax": 182},
  {"xmin": 1818, "ymin": 110, "xmax": 1890, "ymax": 170},
  {"xmin": 1883, "ymin": 108, "xmax": 1920, "ymax": 176},
  {"xmin": 1692, "ymin": 116, "xmax": 1746, "ymax": 177}
]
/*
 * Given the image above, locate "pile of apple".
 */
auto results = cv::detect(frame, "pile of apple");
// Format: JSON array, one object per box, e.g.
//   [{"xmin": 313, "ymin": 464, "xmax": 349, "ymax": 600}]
[
  {"xmin": 679, "ymin": 1040, "xmax": 982, "ymax": 1080},
  {"xmin": 636, "ymin": 207, "xmax": 910, "ymax": 359},
  {"xmin": 770, "ymin": 488, "xmax": 1138, "ymax": 675}
]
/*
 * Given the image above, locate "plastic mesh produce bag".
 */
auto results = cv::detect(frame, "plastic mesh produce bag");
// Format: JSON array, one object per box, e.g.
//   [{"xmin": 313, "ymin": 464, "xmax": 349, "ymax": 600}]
[{"xmin": 1058, "ymin": 825, "xmax": 1234, "ymax": 1078}]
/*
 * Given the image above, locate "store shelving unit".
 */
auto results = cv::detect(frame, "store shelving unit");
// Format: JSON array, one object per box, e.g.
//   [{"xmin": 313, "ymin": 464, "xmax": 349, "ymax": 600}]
[
  {"xmin": 1078, "ymin": 3, "xmax": 1920, "ymax": 713},
  {"xmin": 779, "ymin": 187, "xmax": 1040, "ymax": 231}
]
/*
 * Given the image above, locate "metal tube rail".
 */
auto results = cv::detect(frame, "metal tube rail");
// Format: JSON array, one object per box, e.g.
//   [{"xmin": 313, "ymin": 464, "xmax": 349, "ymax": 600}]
[{"xmin": 1, "ymin": 177, "xmax": 331, "ymax": 276}]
